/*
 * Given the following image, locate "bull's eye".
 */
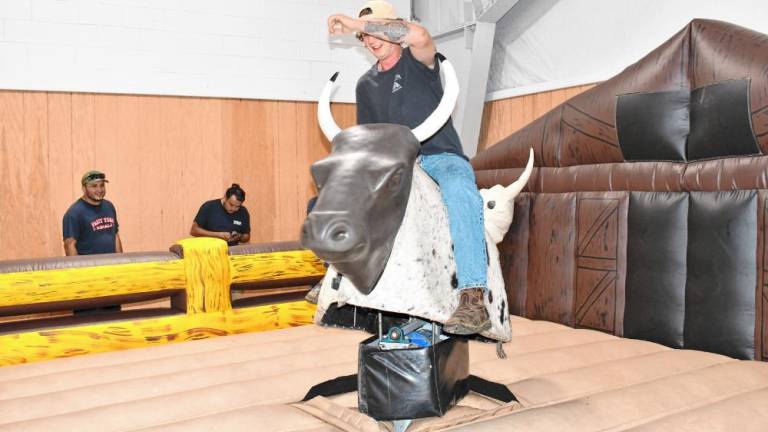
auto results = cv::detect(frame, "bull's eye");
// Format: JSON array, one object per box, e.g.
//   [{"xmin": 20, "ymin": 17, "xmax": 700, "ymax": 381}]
[
  {"xmin": 487, "ymin": 200, "xmax": 496, "ymax": 210},
  {"xmin": 387, "ymin": 169, "xmax": 402, "ymax": 191},
  {"xmin": 373, "ymin": 166, "xmax": 404, "ymax": 192}
]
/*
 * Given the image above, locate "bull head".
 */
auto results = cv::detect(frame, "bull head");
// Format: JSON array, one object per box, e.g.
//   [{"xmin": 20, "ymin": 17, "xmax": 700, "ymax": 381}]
[
  {"xmin": 479, "ymin": 148, "xmax": 535, "ymax": 244},
  {"xmin": 301, "ymin": 55, "xmax": 459, "ymax": 294}
]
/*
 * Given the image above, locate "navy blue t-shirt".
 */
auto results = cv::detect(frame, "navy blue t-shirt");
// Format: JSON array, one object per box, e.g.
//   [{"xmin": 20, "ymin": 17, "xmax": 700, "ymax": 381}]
[
  {"xmin": 355, "ymin": 48, "xmax": 466, "ymax": 159},
  {"xmin": 194, "ymin": 199, "xmax": 251, "ymax": 246},
  {"xmin": 62, "ymin": 199, "xmax": 119, "ymax": 255}
]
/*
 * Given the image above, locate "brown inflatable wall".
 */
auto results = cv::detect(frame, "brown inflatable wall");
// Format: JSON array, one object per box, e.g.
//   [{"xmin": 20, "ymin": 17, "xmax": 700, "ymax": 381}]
[{"xmin": 473, "ymin": 19, "xmax": 768, "ymax": 361}]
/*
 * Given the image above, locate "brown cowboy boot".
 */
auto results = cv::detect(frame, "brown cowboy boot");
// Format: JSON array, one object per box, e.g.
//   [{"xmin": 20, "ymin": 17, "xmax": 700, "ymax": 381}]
[{"xmin": 443, "ymin": 288, "xmax": 491, "ymax": 335}]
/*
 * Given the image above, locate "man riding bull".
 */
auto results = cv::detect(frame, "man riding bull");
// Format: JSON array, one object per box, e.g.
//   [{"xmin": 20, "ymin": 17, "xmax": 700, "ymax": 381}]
[{"xmin": 327, "ymin": 0, "xmax": 490, "ymax": 335}]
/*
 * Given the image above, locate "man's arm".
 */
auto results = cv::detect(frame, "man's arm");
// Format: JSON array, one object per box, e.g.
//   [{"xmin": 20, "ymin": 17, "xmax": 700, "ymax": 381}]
[
  {"xmin": 328, "ymin": 15, "xmax": 436, "ymax": 67},
  {"xmin": 115, "ymin": 233, "xmax": 123, "ymax": 253},
  {"xmin": 62, "ymin": 211, "xmax": 80, "ymax": 256},
  {"xmin": 190, "ymin": 222, "xmax": 231, "ymax": 242},
  {"xmin": 64, "ymin": 237, "xmax": 78, "ymax": 256},
  {"xmin": 238, "ymin": 210, "xmax": 251, "ymax": 244}
]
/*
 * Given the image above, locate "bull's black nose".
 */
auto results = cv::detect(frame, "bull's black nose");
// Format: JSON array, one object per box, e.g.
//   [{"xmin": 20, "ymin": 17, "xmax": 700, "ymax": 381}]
[
  {"xmin": 329, "ymin": 223, "xmax": 349, "ymax": 242},
  {"xmin": 301, "ymin": 213, "xmax": 362, "ymax": 258},
  {"xmin": 318, "ymin": 220, "xmax": 358, "ymax": 253}
]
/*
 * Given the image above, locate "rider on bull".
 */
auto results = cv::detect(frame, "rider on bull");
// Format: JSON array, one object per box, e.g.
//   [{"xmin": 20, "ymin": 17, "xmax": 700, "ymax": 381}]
[{"xmin": 327, "ymin": 0, "xmax": 490, "ymax": 335}]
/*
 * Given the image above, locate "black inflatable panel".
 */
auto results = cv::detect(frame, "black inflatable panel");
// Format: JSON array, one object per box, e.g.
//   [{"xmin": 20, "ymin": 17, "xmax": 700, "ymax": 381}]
[
  {"xmin": 688, "ymin": 79, "xmax": 760, "ymax": 160},
  {"xmin": 624, "ymin": 192, "xmax": 688, "ymax": 348},
  {"xmin": 685, "ymin": 191, "xmax": 757, "ymax": 360},
  {"xmin": 616, "ymin": 90, "xmax": 689, "ymax": 161}
]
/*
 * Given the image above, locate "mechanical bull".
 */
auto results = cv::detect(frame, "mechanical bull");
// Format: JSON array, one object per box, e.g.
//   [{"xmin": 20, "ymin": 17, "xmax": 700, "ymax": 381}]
[{"xmin": 301, "ymin": 58, "xmax": 533, "ymax": 342}]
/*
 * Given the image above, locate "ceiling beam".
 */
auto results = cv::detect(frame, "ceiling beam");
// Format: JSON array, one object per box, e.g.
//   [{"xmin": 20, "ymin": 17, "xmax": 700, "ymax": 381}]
[{"xmin": 476, "ymin": 0, "xmax": 520, "ymax": 23}]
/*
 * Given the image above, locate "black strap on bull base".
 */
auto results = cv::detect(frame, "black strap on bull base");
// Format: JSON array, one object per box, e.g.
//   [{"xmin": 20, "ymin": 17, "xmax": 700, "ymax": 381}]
[
  {"xmin": 301, "ymin": 374, "xmax": 358, "ymax": 401},
  {"xmin": 301, "ymin": 373, "xmax": 517, "ymax": 404}
]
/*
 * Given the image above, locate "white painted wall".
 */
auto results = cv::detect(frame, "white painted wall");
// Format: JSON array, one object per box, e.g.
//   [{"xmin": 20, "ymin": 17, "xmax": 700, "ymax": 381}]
[
  {"xmin": 0, "ymin": 0, "xmax": 408, "ymax": 102},
  {"xmin": 487, "ymin": 0, "xmax": 768, "ymax": 100},
  {"xmin": 4, "ymin": 1, "xmax": 765, "ymax": 111}
]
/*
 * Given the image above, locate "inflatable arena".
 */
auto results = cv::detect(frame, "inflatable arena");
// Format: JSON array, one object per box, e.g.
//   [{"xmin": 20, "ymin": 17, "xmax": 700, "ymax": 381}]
[{"xmin": 1, "ymin": 2, "xmax": 767, "ymax": 431}]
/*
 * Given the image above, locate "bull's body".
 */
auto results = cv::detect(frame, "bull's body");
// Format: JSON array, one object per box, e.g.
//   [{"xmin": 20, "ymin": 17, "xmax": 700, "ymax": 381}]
[{"xmin": 313, "ymin": 162, "xmax": 512, "ymax": 342}]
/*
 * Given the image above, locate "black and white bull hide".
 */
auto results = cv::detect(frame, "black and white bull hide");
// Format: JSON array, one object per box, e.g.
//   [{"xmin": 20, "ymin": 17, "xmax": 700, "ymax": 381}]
[{"xmin": 301, "ymin": 57, "xmax": 533, "ymax": 342}]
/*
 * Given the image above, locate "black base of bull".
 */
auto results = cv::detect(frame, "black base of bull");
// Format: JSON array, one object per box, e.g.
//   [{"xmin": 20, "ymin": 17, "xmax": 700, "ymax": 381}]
[
  {"xmin": 301, "ymin": 334, "xmax": 468, "ymax": 420},
  {"xmin": 357, "ymin": 333, "xmax": 469, "ymax": 420},
  {"xmin": 306, "ymin": 309, "xmax": 517, "ymax": 421}
]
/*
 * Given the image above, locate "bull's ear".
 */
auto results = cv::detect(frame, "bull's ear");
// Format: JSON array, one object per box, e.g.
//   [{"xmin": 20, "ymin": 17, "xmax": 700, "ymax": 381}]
[
  {"xmin": 318, "ymin": 72, "xmax": 342, "ymax": 142},
  {"xmin": 411, "ymin": 55, "xmax": 459, "ymax": 142},
  {"xmin": 310, "ymin": 160, "xmax": 333, "ymax": 191}
]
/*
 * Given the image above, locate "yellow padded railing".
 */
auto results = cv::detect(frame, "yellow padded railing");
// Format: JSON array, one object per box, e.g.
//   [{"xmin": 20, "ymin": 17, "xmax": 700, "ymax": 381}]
[
  {"xmin": 0, "ymin": 237, "xmax": 326, "ymax": 366},
  {"xmin": 0, "ymin": 260, "xmax": 186, "ymax": 308}
]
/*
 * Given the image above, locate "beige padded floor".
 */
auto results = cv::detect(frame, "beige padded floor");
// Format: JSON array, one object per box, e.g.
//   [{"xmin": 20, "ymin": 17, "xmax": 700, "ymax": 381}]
[{"xmin": 1, "ymin": 316, "xmax": 767, "ymax": 431}]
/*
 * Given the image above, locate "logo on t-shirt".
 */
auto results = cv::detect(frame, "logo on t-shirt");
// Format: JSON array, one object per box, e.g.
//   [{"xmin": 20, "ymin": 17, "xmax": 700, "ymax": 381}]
[
  {"xmin": 90, "ymin": 217, "xmax": 115, "ymax": 231},
  {"xmin": 233, "ymin": 220, "xmax": 242, "ymax": 226},
  {"xmin": 392, "ymin": 74, "xmax": 403, "ymax": 93}
]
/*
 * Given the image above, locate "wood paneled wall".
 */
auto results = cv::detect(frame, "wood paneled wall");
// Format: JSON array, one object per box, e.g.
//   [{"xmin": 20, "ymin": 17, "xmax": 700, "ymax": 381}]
[
  {"xmin": 0, "ymin": 84, "xmax": 591, "ymax": 261},
  {"xmin": 0, "ymin": 91, "xmax": 355, "ymax": 260},
  {"xmin": 478, "ymin": 84, "xmax": 596, "ymax": 153}
]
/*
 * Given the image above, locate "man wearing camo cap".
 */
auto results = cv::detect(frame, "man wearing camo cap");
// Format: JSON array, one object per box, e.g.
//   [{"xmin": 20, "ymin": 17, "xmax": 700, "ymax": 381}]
[{"xmin": 63, "ymin": 170, "xmax": 122, "ymax": 256}]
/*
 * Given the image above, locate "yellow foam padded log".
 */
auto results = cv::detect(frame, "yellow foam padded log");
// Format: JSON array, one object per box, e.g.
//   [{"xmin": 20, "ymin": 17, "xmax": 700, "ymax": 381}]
[
  {"xmin": 0, "ymin": 238, "xmax": 325, "ymax": 311},
  {"xmin": 0, "ymin": 239, "xmax": 327, "ymax": 366},
  {"xmin": 174, "ymin": 237, "xmax": 327, "ymax": 313},
  {"xmin": 0, "ymin": 301, "xmax": 317, "ymax": 366},
  {"xmin": 175, "ymin": 237, "xmax": 231, "ymax": 313},
  {"xmin": 230, "ymin": 249, "xmax": 327, "ymax": 285},
  {"xmin": 0, "ymin": 260, "xmax": 186, "ymax": 307}
]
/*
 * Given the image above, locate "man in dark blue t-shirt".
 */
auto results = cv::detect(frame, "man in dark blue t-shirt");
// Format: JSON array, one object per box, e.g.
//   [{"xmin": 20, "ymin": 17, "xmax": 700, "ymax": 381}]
[
  {"xmin": 63, "ymin": 170, "xmax": 123, "ymax": 315},
  {"xmin": 63, "ymin": 170, "xmax": 122, "ymax": 256},
  {"xmin": 327, "ymin": 1, "xmax": 490, "ymax": 335},
  {"xmin": 190, "ymin": 183, "xmax": 251, "ymax": 246}
]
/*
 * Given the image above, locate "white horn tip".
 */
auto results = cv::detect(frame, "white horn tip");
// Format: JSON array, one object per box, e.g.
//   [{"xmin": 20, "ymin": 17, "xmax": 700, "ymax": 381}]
[
  {"xmin": 411, "ymin": 55, "xmax": 459, "ymax": 142},
  {"xmin": 318, "ymin": 73, "xmax": 342, "ymax": 142}
]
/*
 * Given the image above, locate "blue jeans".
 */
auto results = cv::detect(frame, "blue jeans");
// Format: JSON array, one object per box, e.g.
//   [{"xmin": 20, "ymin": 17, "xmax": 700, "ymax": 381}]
[{"xmin": 419, "ymin": 153, "xmax": 487, "ymax": 290}]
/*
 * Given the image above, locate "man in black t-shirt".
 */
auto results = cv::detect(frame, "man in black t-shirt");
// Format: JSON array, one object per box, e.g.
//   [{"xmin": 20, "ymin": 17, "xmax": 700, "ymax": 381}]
[
  {"xmin": 63, "ymin": 170, "xmax": 123, "ymax": 256},
  {"xmin": 190, "ymin": 184, "xmax": 251, "ymax": 246},
  {"xmin": 63, "ymin": 170, "xmax": 123, "ymax": 315},
  {"xmin": 327, "ymin": 1, "xmax": 491, "ymax": 335}
]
